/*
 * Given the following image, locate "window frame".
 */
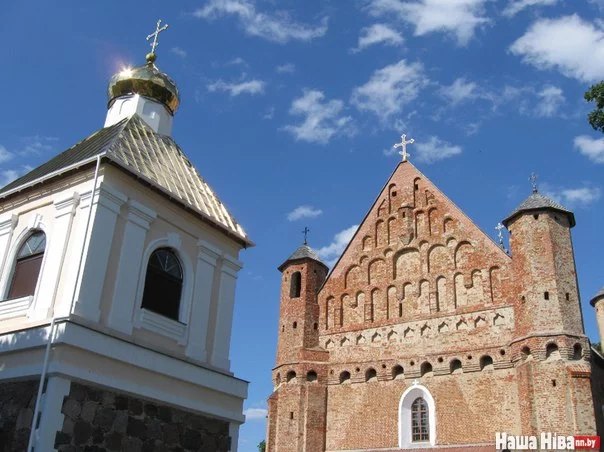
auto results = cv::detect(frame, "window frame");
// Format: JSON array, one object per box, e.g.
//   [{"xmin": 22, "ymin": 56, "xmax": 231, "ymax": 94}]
[
  {"xmin": 134, "ymin": 238, "xmax": 194, "ymax": 343},
  {"xmin": 0, "ymin": 226, "xmax": 49, "ymax": 319},
  {"xmin": 398, "ymin": 383, "xmax": 436, "ymax": 448},
  {"xmin": 411, "ymin": 397, "xmax": 430, "ymax": 443},
  {"xmin": 141, "ymin": 247, "xmax": 184, "ymax": 320}
]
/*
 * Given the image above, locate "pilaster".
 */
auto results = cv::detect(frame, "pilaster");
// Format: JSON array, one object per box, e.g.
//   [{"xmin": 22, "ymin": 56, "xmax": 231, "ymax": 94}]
[
  {"xmin": 72, "ymin": 183, "xmax": 127, "ymax": 322},
  {"xmin": 0, "ymin": 214, "xmax": 18, "ymax": 278},
  {"xmin": 33, "ymin": 376, "xmax": 71, "ymax": 451},
  {"xmin": 210, "ymin": 253, "xmax": 242, "ymax": 370},
  {"xmin": 30, "ymin": 193, "xmax": 80, "ymax": 320},
  {"xmin": 185, "ymin": 240, "xmax": 221, "ymax": 362},
  {"xmin": 108, "ymin": 200, "xmax": 157, "ymax": 335}
]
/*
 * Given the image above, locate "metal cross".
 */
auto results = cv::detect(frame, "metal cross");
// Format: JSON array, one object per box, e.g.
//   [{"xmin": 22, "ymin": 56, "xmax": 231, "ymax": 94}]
[
  {"xmin": 529, "ymin": 172, "xmax": 538, "ymax": 193},
  {"xmin": 146, "ymin": 19, "xmax": 169, "ymax": 55},
  {"xmin": 393, "ymin": 134, "xmax": 415, "ymax": 162},
  {"xmin": 495, "ymin": 223, "xmax": 505, "ymax": 248},
  {"xmin": 302, "ymin": 227, "xmax": 310, "ymax": 245}
]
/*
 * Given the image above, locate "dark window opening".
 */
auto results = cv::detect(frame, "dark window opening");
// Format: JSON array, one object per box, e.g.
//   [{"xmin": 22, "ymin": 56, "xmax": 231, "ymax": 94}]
[
  {"xmin": 392, "ymin": 365, "xmax": 404, "ymax": 379},
  {"xmin": 572, "ymin": 343, "xmax": 582, "ymax": 360},
  {"xmin": 414, "ymin": 184, "xmax": 419, "ymax": 191},
  {"xmin": 565, "ymin": 292, "xmax": 570, "ymax": 301},
  {"xmin": 544, "ymin": 291, "xmax": 549, "ymax": 300},
  {"xmin": 411, "ymin": 397, "xmax": 429, "ymax": 442},
  {"xmin": 306, "ymin": 371, "xmax": 318, "ymax": 382},
  {"xmin": 420, "ymin": 362, "xmax": 432, "ymax": 377},
  {"xmin": 290, "ymin": 271, "xmax": 301, "ymax": 298},
  {"xmin": 141, "ymin": 248, "xmax": 183, "ymax": 321},
  {"xmin": 399, "ymin": 303, "xmax": 403, "ymax": 317},
  {"xmin": 339, "ymin": 371, "xmax": 351, "ymax": 383},
  {"xmin": 289, "ymin": 412, "xmax": 294, "ymax": 420},
  {"xmin": 286, "ymin": 371, "xmax": 296, "ymax": 382},
  {"xmin": 551, "ymin": 379, "xmax": 557, "ymax": 387},
  {"xmin": 365, "ymin": 368, "xmax": 377, "ymax": 382},
  {"xmin": 293, "ymin": 321, "xmax": 297, "ymax": 329},
  {"xmin": 313, "ymin": 322, "xmax": 318, "ymax": 330},
  {"xmin": 7, "ymin": 230, "xmax": 46, "ymax": 300},
  {"xmin": 450, "ymin": 359, "xmax": 462, "ymax": 374},
  {"xmin": 392, "ymin": 191, "xmax": 397, "ymax": 197},
  {"xmin": 533, "ymin": 214, "xmax": 539, "ymax": 220},
  {"xmin": 480, "ymin": 355, "xmax": 493, "ymax": 370}
]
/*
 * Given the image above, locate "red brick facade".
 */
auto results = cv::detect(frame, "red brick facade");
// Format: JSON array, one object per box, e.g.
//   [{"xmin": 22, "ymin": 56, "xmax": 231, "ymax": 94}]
[{"xmin": 267, "ymin": 161, "xmax": 603, "ymax": 451}]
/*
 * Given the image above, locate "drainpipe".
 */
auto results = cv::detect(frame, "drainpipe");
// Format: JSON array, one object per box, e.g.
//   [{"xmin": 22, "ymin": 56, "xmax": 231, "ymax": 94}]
[{"xmin": 27, "ymin": 155, "xmax": 102, "ymax": 452}]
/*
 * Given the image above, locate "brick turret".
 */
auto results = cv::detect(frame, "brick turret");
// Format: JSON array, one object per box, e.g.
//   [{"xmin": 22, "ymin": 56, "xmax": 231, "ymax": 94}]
[
  {"xmin": 504, "ymin": 187, "xmax": 595, "ymax": 436},
  {"xmin": 591, "ymin": 288, "xmax": 604, "ymax": 346},
  {"xmin": 267, "ymin": 243, "xmax": 329, "ymax": 452}
]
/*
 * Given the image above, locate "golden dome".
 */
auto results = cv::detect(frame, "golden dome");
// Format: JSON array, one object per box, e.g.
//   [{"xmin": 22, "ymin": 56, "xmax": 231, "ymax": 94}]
[{"xmin": 108, "ymin": 54, "xmax": 180, "ymax": 114}]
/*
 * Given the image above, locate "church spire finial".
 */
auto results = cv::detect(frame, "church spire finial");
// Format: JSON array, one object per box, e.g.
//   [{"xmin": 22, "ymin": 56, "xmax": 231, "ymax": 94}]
[
  {"xmin": 529, "ymin": 172, "xmax": 538, "ymax": 193},
  {"xmin": 146, "ymin": 19, "xmax": 169, "ymax": 64},
  {"xmin": 302, "ymin": 226, "xmax": 310, "ymax": 245},
  {"xmin": 393, "ymin": 134, "xmax": 414, "ymax": 162}
]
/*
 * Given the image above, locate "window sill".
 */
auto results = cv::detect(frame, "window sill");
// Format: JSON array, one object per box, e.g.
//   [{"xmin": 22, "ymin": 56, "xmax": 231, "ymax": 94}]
[
  {"xmin": 137, "ymin": 308, "xmax": 187, "ymax": 343},
  {"xmin": 0, "ymin": 295, "xmax": 34, "ymax": 320}
]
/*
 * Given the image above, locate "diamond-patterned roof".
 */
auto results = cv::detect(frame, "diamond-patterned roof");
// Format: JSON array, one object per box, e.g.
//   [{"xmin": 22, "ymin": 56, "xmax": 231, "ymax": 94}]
[
  {"xmin": 0, "ymin": 115, "xmax": 252, "ymax": 246},
  {"xmin": 278, "ymin": 244, "xmax": 326, "ymax": 271},
  {"xmin": 502, "ymin": 191, "xmax": 575, "ymax": 227},
  {"xmin": 591, "ymin": 287, "xmax": 604, "ymax": 307}
]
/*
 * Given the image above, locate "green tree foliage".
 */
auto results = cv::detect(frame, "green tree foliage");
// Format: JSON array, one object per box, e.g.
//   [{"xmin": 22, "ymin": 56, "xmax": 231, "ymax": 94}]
[
  {"xmin": 594, "ymin": 342, "xmax": 602, "ymax": 354},
  {"xmin": 585, "ymin": 81, "xmax": 604, "ymax": 133},
  {"xmin": 258, "ymin": 440, "xmax": 266, "ymax": 452}
]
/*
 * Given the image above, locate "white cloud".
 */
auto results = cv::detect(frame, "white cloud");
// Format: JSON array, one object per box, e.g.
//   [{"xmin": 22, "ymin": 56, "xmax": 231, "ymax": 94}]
[
  {"xmin": 276, "ymin": 63, "xmax": 296, "ymax": 73},
  {"xmin": 317, "ymin": 225, "xmax": 359, "ymax": 267},
  {"xmin": 0, "ymin": 146, "xmax": 13, "ymax": 164},
  {"xmin": 263, "ymin": 106, "xmax": 275, "ymax": 120},
  {"xmin": 287, "ymin": 206, "xmax": 323, "ymax": 221},
  {"xmin": 227, "ymin": 56, "xmax": 246, "ymax": 66},
  {"xmin": 574, "ymin": 135, "xmax": 604, "ymax": 163},
  {"xmin": 534, "ymin": 85, "xmax": 564, "ymax": 117},
  {"xmin": 171, "ymin": 47, "xmax": 187, "ymax": 58},
  {"xmin": 413, "ymin": 136, "xmax": 462, "ymax": 163},
  {"xmin": 193, "ymin": 0, "xmax": 328, "ymax": 44},
  {"xmin": 352, "ymin": 24, "xmax": 404, "ymax": 52},
  {"xmin": 0, "ymin": 169, "xmax": 21, "ymax": 187},
  {"xmin": 351, "ymin": 59, "xmax": 428, "ymax": 121},
  {"xmin": 510, "ymin": 15, "xmax": 604, "ymax": 83},
  {"xmin": 243, "ymin": 408, "xmax": 268, "ymax": 420},
  {"xmin": 207, "ymin": 79, "xmax": 266, "ymax": 96},
  {"xmin": 439, "ymin": 77, "xmax": 481, "ymax": 105},
  {"xmin": 542, "ymin": 184, "xmax": 601, "ymax": 208},
  {"xmin": 18, "ymin": 136, "xmax": 57, "ymax": 156},
  {"xmin": 502, "ymin": 0, "xmax": 558, "ymax": 18},
  {"xmin": 367, "ymin": 0, "xmax": 490, "ymax": 46},
  {"xmin": 283, "ymin": 90, "xmax": 352, "ymax": 144}
]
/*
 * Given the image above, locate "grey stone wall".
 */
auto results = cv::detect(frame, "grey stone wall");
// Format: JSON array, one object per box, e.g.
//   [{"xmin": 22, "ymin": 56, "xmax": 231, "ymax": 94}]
[
  {"xmin": 0, "ymin": 380, "xmax": 38, "ymax": 452},
  {"xmin": 55, "ymin": 382, "xmax": 231, "ymax": 452}
]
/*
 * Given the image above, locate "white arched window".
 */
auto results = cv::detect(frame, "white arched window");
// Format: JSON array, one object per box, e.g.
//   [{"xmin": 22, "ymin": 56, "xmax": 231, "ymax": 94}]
[
  {"xmin": 399, "ymin": 383, "xmax": 436, "ymax": 448},
  {"xmin": 6, "ymin": 230, "xmax": 46, "ymax": 300}
]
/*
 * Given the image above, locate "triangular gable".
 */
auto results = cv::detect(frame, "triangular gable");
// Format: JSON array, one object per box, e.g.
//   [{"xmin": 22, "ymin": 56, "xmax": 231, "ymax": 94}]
[{"xmin": 321, "ymin": 161, "xmax": 511, "ymax": 328}]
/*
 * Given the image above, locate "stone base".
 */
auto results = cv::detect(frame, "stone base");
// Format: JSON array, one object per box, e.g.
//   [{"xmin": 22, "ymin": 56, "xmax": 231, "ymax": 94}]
[
  {"xmin": 0, "ymin": 380, "xmax": 38, "ymax": 452},
  {"xmin": 54, "ymin": 382, "xmax": 231, "ymax": 452}
]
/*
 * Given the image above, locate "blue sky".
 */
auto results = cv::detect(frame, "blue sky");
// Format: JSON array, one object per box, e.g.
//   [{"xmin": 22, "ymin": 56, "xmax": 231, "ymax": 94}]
[{"xmin": 2, "ymin": 0, "xmax": 604, "ymax": 450}]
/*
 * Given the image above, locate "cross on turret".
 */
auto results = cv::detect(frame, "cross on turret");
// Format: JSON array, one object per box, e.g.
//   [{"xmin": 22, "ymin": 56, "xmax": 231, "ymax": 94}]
[
  {"xmin": 529, "ymin": 172, "xmax": 538, "ymax": 193},
  {"xmin": 302, "ymin": 227, "xmax": 310, "ymax": 245}
]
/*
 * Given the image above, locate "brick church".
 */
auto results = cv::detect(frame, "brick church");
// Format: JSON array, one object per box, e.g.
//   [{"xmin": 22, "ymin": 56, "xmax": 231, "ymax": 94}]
[{"xmin": 266, "ymin": 154, "xmax": 604, "ymax": 451}]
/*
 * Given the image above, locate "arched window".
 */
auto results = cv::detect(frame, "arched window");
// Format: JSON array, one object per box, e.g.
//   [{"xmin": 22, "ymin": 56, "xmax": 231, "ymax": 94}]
[
  {"xmin": 392, "ymin": 365, "xmax": 404, "ymax": 380},
  {"xmin": 290, "ymin": 271, "xmax": 301, "ymax": 298},
  {"xmin": 480, "ymin": 355, "xmax": 494, "ymax": 371},
  {"xmin": 286, "ymin": 370, "xmax": 297, "ymax": 382},
  {"xmin": 572, "ymin": 343, "xmax": 582, "ymax": 360},
  {"xmin": 365, "ymin": 368, "xmax": 377, "ymax": 382},
  {"xmin": 420, "ymin": 362, "xmax": 433, "ymax": 377},
  {"xmin": 411, "ymin": 398, "xmax": 430, "ymax": 442},
  {"xmin": 141, "ymin": 248, "xmax": 183, "ymax": 320},
  {"xmin": 546, "ymin": 343, "xmax": 560, "ymax": 360},
  {"xmin": 306, "ymin": 370, "xmax": 318, "ymax": 382},
  {"xmin": 339, "ymin": 371, "xmax": 351, "ymax": 384},
  {"xmin": 7, "ymin": 231, "xmax": 46, "ymax": 300},
  {"xmin": 450, "ymin": 359, "xmax": 462, "ymax": 374}
]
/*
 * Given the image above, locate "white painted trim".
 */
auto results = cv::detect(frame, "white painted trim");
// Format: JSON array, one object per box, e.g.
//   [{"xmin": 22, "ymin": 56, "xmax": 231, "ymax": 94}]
[
  {"xmin": 398, "ymin": 383, "xmax": 436, "ymax": 449},
  {"xmin": 139, "ymin": 308, "xmax": 187, "ymax": 341},
  {"xmin": 229, "ymin": 422, "xmax": 241, "ymax": 452},
  {"xmin": 0, "ymin": 322, "xmax": 247, "ymax": 422},
  {"xmin": 34, "ymin": 376, "xmax": 71, "ymax": 451},
  {"xmin": 0, "ymin": 214, "xmax": 18, "ymax": 283},
  {"xmin": 0, "ymin": 295, "xmax": 33, "ymax": 319}
]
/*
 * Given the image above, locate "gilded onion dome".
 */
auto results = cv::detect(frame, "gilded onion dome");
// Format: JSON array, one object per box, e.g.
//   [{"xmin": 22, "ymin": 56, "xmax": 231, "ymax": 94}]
[{"xmin": 107, "ymin": 53, "xmax": 180, "ymax": 114}]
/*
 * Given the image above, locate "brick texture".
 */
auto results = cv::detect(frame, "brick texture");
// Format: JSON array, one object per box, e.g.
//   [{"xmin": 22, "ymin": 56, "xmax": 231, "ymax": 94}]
[{"xmin": 267, "ymin": 162, "xmax": 602, "ymax": 451}]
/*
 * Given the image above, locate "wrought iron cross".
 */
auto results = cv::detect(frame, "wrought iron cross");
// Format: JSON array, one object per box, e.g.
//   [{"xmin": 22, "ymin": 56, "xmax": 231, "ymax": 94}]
[
  {"xmin": 146, "ymin": 19, "xmax": 169, "ymax": 54},
  {"xmin": 529, "ymin": 172, "xmax": 538, "ymax": 193},
  {"xmin": 393, "ymin": 134, "xmax": 415, "ymax": 162},
  {"xmin": 495, "ymin": 223, "xmax": 505, "ymax": 248},
  {"xmin": 302, "ymin": 227, "xmax": 310, "ymax": 245}
]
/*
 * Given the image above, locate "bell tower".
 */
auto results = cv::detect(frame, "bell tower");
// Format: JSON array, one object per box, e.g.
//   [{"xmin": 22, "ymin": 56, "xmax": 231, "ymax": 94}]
[
  {"xmin": 267, "ymin": 241, "xmax": 329, "ymax": 452},
  {"xmin": 503, "ymin": 179, "xmax": 595, "ymax": 436}
]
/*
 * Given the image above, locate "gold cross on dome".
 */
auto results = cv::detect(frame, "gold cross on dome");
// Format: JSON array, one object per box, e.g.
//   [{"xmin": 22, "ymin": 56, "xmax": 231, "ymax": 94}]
[
  {"xmin": 146, "ymin": 19, "xmax": 169, "ymax": 55},
  {"xmin": 393, "ymin": 134, "xmax": 415, "ymax": 162}
]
